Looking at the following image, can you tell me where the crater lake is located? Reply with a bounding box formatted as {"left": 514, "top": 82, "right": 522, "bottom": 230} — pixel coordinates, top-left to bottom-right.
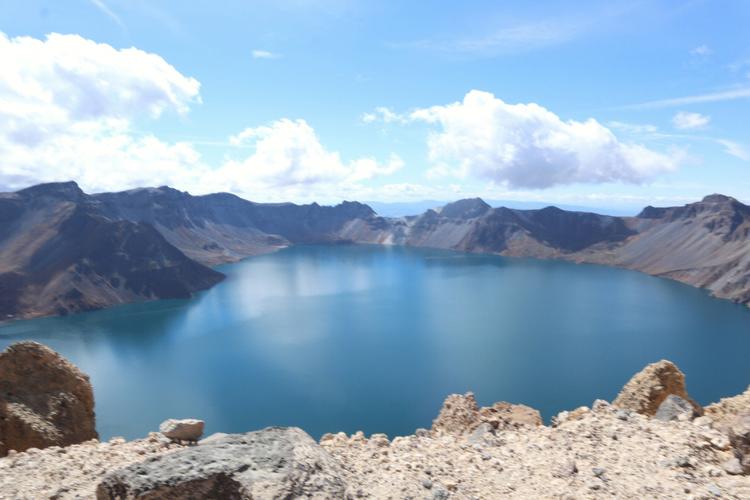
{"left": 1, "top": 245, "right": 749, "bottom": 440}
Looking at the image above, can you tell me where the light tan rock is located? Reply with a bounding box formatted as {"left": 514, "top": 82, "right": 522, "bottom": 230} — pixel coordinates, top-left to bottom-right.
{"left": 728, "top": 412, "right": 750, "bottom": 474}
{"left": 478, "top": 401, "right": 543, "bottom": 430}
{"left": 1, "top": 357, "right": 749, "bottom": 498}
{"left": 613, "top": 360, "right": 702, "bottom": 417}
{"left": 0, "top": 341, "right": 97, "bottom": 456}
{"left": 159, "top": 418, "right": 204, "bottom": 442}
{"left": 432, "top": 392, "right": 542, "bottom": 435}
{"left": 705, "top": 385, "right": 750, "bottom": 430}
{"left": 432, "top": 392, "right": 481, "bottom": 434}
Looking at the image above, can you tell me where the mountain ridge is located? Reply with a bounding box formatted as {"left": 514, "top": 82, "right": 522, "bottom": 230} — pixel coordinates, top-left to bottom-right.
{"left": 3, "top": 181, "right": 750, "bottom": 319}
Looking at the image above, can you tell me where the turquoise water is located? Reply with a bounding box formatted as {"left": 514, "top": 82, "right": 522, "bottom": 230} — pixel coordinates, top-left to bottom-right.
{"left": 1, "top": 245, "right": 749, "bottom": 440}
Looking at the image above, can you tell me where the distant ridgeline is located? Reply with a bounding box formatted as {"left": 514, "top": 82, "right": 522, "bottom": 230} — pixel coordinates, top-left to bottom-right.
{"left": 1, "top": 182, "right": 749, "bottom": 319}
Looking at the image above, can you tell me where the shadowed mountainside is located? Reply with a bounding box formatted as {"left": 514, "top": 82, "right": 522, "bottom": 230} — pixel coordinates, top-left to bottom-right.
{"left": 0, "top": 182, "right": 373, "bottom": 319}
{"left": 0, "top": 183, "right": 224, "bottom": 318}
{"left": 2, "top": 181, "right": 750, "bottom": 319}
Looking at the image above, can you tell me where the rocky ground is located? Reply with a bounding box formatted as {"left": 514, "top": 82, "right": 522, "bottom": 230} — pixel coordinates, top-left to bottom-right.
{"left": 1, "top": 343, "right": 748, "bottom": 499}
{"left": 321, "top": 399, "right": 750, "bottom": 499}
{"left": 1, "top": 397, "right": 748, "bottom": 499}
{"left": 0, "top": 434, "right": 187, "bottom": 499}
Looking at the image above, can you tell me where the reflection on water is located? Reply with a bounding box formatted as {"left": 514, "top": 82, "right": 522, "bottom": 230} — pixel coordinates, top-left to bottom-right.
{"left": 1, "top": 244, "right": 749, "bottom": 440}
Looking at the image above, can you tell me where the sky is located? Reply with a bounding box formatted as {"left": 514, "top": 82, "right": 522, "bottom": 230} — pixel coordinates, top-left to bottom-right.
{"left": 0, "top": 0, "right": 749, "bottom": 211}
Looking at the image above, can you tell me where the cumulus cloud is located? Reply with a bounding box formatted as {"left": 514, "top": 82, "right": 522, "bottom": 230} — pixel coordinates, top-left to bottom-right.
{"left": 406, "top": 90, "right": 680, "bottom": 189}
{"left": 672, "top": 111, "right": 710, "bottom": 130}
{"left": 222, "top": 119, "right": 402, "bottom": 188}
{"left": 0, "top": 32, "right": 204, "bottom": 192}
{"left": 0, "top": 32, "right": 400, "bottom": 199}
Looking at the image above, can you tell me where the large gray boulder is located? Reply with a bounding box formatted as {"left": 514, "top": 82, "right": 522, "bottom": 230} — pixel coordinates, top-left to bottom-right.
{"left": 96, "top": 427, "right": 347, "bottom": 499}
{"left": 0, "top": 341, "right": 97, "bottom": 456}
{"left": 655, "top": 394, "right": 699, "bottom": 422}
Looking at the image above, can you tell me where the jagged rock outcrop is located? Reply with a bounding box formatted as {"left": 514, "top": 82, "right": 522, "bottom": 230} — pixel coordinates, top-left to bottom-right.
{"left": 96, "top": 427, "right": 347, "bottom": 499}
{"left": 613, "top": 360, "right": 702, "bottom": 417}
{"left": 0, "top": 342, "right": 97, "bottom": 456}
{"left": 432, "top": 392, "right": 542, "bottom": 435}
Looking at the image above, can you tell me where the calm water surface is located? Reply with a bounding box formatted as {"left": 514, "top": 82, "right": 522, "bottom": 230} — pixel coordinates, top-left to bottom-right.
{"left": 1, "top": 245, "right": 749, "bottom": 440}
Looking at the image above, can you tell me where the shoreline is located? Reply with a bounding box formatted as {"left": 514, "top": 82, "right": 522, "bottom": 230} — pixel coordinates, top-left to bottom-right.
{"left": 3, "top": 241, "right": 749, "bottom": 325}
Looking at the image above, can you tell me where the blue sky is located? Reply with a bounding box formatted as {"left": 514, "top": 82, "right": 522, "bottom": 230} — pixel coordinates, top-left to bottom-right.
{"left": 1, "top": 0, "right": 749, "bottom": 211}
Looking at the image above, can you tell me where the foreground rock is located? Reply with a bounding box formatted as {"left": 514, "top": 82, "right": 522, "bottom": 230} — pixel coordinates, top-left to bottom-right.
{"left": 321, "top": 400, "right": 750, "bottom": 499}
{"left": 0, "top": 342, "right": 97, "bottom": 456}
{"left": 432, "top": 392, "right": 542, "bottom": 435}
{"left": 0, "top": 433, "right": 185, "bottom": 499}
{"left": 96, "top": 427, "right": 347, "bottom": 499}
{"left": 655, "top": 394, "right": 700, "bottom": 422}
{"left": 0, "top": 353, "right": 748, "bottom": 499}
{"left": 613, "top": 360, "right": 702, "bottom": 417}
{"left": 728, "top": 413, "right": 750, "bottom": 474}
{"left": 159, "top": 418, "right": 204, "bottom": 442}
{"left": 706, "top": 385, "right": 750, "bottom": 430}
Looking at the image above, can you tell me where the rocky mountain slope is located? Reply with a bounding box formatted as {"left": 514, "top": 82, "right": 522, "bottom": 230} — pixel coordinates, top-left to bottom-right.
{"left": 3, "top": 182, "right": 750, "bottom": 319}
{"left": 340, "top": 194, "right": 750, "bottom": 305}
{"left": 93, "top": 186, "right": 374, "bottom": 265}
{"left": 0, "top": 342, "right": 748, "bottom": 499}
{"left": 0, "top": 183, "right": 224, "bottom": 319}
{"left": 0, "top": 182, "right": 372, "bottom": 319}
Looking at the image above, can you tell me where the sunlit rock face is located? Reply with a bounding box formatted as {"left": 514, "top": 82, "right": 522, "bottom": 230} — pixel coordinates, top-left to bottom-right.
{"left": 0, "top": 341, "right": 97, "bottom": 456}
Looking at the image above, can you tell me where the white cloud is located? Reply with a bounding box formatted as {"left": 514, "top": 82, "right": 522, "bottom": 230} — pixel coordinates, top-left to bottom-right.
{"left": 0, "top": 32, "right": 204, "bottom": 192}
{"left": 608, "top": 121, "right": 659, "bottom": 135}
{"left": 407, "top": 90, "right": 681, "bottom": 189}
{"left": 361, "top": 107, "right": 405, "bottom": 124}
{"left": 222, "top": 118, "right": 402, "bottom": 188}
{"left": 717, "top": 139, "right": 750, "bottom": 161}
{"left": 672, "top": 111, "right": 710, "bottom": 130}
{"left": 626, "top": 87, "right": 750, "bottom": 109}
{"left": 690, "top": 45, "right": 712, "bottom": 56}
{"left": 88, "top": 0, "right": 126, "bottom": 30}
{"left": 398, "top": 19, "right": 583, "bottom": 57}
{"left": 252, "top": 49, "right": 281, "bottom": 59}
{"left": 0, "top": 32, "right": 401, "bottom": 198}
{"left": 390, "top": 4, "right": 636, "bottom": 58}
